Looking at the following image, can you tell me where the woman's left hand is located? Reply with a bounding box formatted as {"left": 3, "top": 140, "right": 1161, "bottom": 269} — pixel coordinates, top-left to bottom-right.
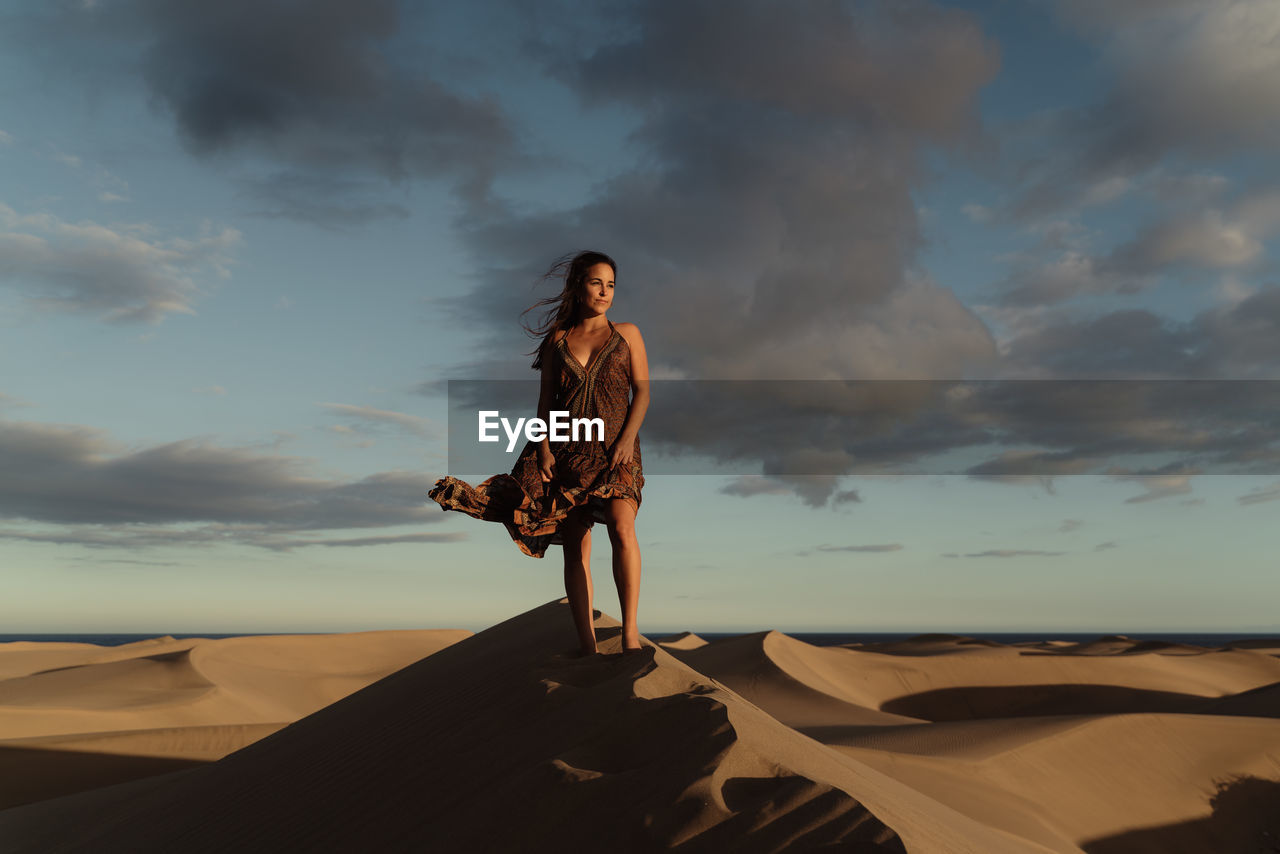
{"left": 609, "top": 436, "right": 635, "bottom": 470}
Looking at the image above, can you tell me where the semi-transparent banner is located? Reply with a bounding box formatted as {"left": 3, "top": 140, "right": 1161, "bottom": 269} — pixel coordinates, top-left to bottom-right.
{"left": 444, "top": 380, "right": 1280, "bottom": 477}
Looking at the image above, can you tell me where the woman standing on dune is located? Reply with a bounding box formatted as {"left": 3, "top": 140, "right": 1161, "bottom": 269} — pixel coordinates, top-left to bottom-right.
{"left": 429, "top": 250, "right": 650, "bottom": 657}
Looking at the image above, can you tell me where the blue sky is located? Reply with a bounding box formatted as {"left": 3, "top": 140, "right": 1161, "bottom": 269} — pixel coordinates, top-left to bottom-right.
{"left": 2, "top": 0, "right": 1278, "bottom": 635}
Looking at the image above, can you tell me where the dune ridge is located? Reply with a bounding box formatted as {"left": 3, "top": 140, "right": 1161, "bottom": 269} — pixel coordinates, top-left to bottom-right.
{"left": 661, "top": 628, "right": 1280, "bottom": 852}
{"left": 0, "top": 629, "right": 470, "bottom": 808}
{"left": 1, "top": 605, "right": 1278, "bottom": 852}
{"left": 0, "top": 602, "right": 920, "bottom": 853}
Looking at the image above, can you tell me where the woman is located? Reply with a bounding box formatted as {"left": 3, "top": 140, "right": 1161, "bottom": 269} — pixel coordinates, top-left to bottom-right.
{"left": 428, "top": 250, "right": 650, "bottom": 657}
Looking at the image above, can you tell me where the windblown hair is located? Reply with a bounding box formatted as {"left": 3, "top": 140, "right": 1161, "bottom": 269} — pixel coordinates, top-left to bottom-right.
{"left": 522, "top": 250, "right": 617, "bottom": 370}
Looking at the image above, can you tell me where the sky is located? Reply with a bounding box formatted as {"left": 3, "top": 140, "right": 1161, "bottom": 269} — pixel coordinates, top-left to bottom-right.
{"left": 1, "top": 0, "right": 1278, "bottom": 635}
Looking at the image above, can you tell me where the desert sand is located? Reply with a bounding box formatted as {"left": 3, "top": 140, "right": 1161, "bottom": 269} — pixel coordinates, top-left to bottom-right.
{"left": 0, "top": 603, "right": 1277, "bottom": 853}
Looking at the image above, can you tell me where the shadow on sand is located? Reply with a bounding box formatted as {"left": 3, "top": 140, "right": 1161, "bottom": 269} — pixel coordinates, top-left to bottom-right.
{"left": 1083, "top": 776, "right": 1280, "bottom": 854}
{"left": 880, "top": 683, "right": 1208, "bottom": 721}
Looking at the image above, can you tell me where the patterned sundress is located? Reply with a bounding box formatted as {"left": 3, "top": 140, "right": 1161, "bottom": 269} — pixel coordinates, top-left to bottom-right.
{"left": 427, "top": 320, "right": 643, "bottom": 558}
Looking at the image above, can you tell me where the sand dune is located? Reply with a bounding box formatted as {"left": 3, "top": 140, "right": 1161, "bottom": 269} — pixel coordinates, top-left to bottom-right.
{"left": 653, "top": 631, "right": 708, "bottom": 650}
{"left": 664, "top": 629, "right": 1280, "bottom": 852}
{"left": 1, "top": 607, "right": 1278, "bottom": 852}
{"left": 666, "top": 629, "right": 1280, "bottom": 721}
{"left": 0, "top": 629, "right": 469, "bottom": 808}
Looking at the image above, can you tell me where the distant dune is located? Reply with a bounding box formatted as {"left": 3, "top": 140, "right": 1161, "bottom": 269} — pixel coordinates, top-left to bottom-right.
{"left": 0, "top": 629, "right": 469, "bottom": 809}
{"left": 1, "top": 603, "right": 1278, "bottom": 852}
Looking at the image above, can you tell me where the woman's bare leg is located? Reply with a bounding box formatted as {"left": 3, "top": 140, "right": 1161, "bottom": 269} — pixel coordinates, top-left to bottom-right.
{"left": 562, "top": 512, "right": 596, "bottom": 655}
{"left": 605, "top": 498, "right": 642, "bottom": 650}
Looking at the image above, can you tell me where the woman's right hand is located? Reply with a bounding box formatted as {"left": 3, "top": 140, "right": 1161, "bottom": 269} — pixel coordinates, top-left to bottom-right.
{"left": 537, "top": 445, "right": 555, "bottom": 483}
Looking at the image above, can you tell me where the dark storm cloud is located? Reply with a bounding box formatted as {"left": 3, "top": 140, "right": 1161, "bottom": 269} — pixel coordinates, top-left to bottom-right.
{"left": 451, "top": 0, "right": 1001, "bottom": 373}
{"left": 435, "top": 0, "right": 1280, "bottom": 504}
{"left": 0, "top": 417, "right": 453, "bottom": 549}
{"left": 5, "top": 0, "right": 522, "bottom": 219}
{"left": 427, "top": 0, "right": 1278, "bottom": 507}
{"left": 442, "top": 0, "right": 1001, "bottom": 506}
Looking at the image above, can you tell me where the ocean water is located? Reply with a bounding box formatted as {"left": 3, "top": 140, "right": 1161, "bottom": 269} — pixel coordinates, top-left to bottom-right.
{"left": 713, "top": 632, "right": 1280, "bottom": 648}
{"left": 1, "top": 631, "right": 1275, "bottom": 648}
{"left": 0, "top": 633, "right": 289, "bottom": 646}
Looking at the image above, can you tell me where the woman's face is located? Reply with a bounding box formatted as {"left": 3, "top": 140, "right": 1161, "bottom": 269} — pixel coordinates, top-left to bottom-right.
{"left": 580, "top": 262, "right": 615, "bottom": 316}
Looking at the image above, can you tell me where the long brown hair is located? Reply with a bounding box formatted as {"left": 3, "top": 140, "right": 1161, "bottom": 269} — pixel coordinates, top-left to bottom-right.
{"left": 522, "top": 250, "right": 617, "bottom": 370}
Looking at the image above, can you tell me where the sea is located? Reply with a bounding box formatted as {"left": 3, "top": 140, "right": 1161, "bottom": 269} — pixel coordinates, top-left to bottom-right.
{"left": 1, "top": 631, "right": 1275, "bottom": 648}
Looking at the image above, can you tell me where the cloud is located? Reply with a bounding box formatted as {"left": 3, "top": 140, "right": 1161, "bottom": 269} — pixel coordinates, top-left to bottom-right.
{"left": 1145, "top": 170, "right": 1230, "bottom": 205}
{"left": 1238, "top": 480, "right": 1280, "bottom": 504}
{"left": 67, "top": 556, "right": 183, "bottom": 567}
{"left": 680, "top": 370, "right": 1280, "bottom": 483}
{"left": 445, "top": 0, "right": 999, "bottom": 376}
{"left": 3, "top": 0, "right": 526, "bottom": 222}
{"left": 0, "top": 201, "right": 239, "bottom": 324}
{"left": 967, "top": 451, "right": 1103, "bottom": 479}
{"left": 90, "top": 165, "right": 131, "bottom": 202}
{"left": 991, "top": 250, "right": 1138, "bottom": 307}
{"left": 1109, "top": 208, "right": 1266, "bottom": 274}
{"left": 714, "top": 474, "right": 854, "bottom": 508}
{"left": 318, "top": 403, "right": 437, "bottom": 440}
{"left": 964, "top": 474, "right": 1058, "bottom": 495}
{"left": 428, "top": 1, "right": 1003, "bottom": 507}
{"left": 1010, "top": 0, "right": 1280, "bottom": 214}
{"left": 0, "top": 525, "right": 465, "bottom": 553}
{"left": 714, "top": 474, "right": 846, "bottom": 507}
{"left": 1109, "top": 472, "right": 1196, "bottom": 503}
{"left": 452, "top": 366, "right": 1280, "bottom": 509}
{"left": 0, "top": 416, "right": 451, "bottom": 547}
{"left": 233, "top": 170, "right": 412, "bottom": 230}
{"left": 0, "top": 392, "right": 34, "bottom": 412}
{"left": 278, "top": 531, "right": 464, "bottom": 549}
{"left": 944, "top": 549, "right": 1067, "bottom": 558}
{"left": 1059, "top": 518, "right": 1083, "bottom": 532}
{"left": 815, "top": 543, "right": 902, "bottom": 553}
{"left": 1000, "top": 285, "right": 1280, "bottom": 377}
{"left": 988, "top": 187, "right": 1280, "bottom": 306}
{"left": 718, "top": 476, "right": 795, "bottom": 500}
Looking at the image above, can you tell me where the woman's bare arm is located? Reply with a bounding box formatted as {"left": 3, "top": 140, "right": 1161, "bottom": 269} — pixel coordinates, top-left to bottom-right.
{"left": 611, "top": 323, "right": 650, "bottom": 468}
